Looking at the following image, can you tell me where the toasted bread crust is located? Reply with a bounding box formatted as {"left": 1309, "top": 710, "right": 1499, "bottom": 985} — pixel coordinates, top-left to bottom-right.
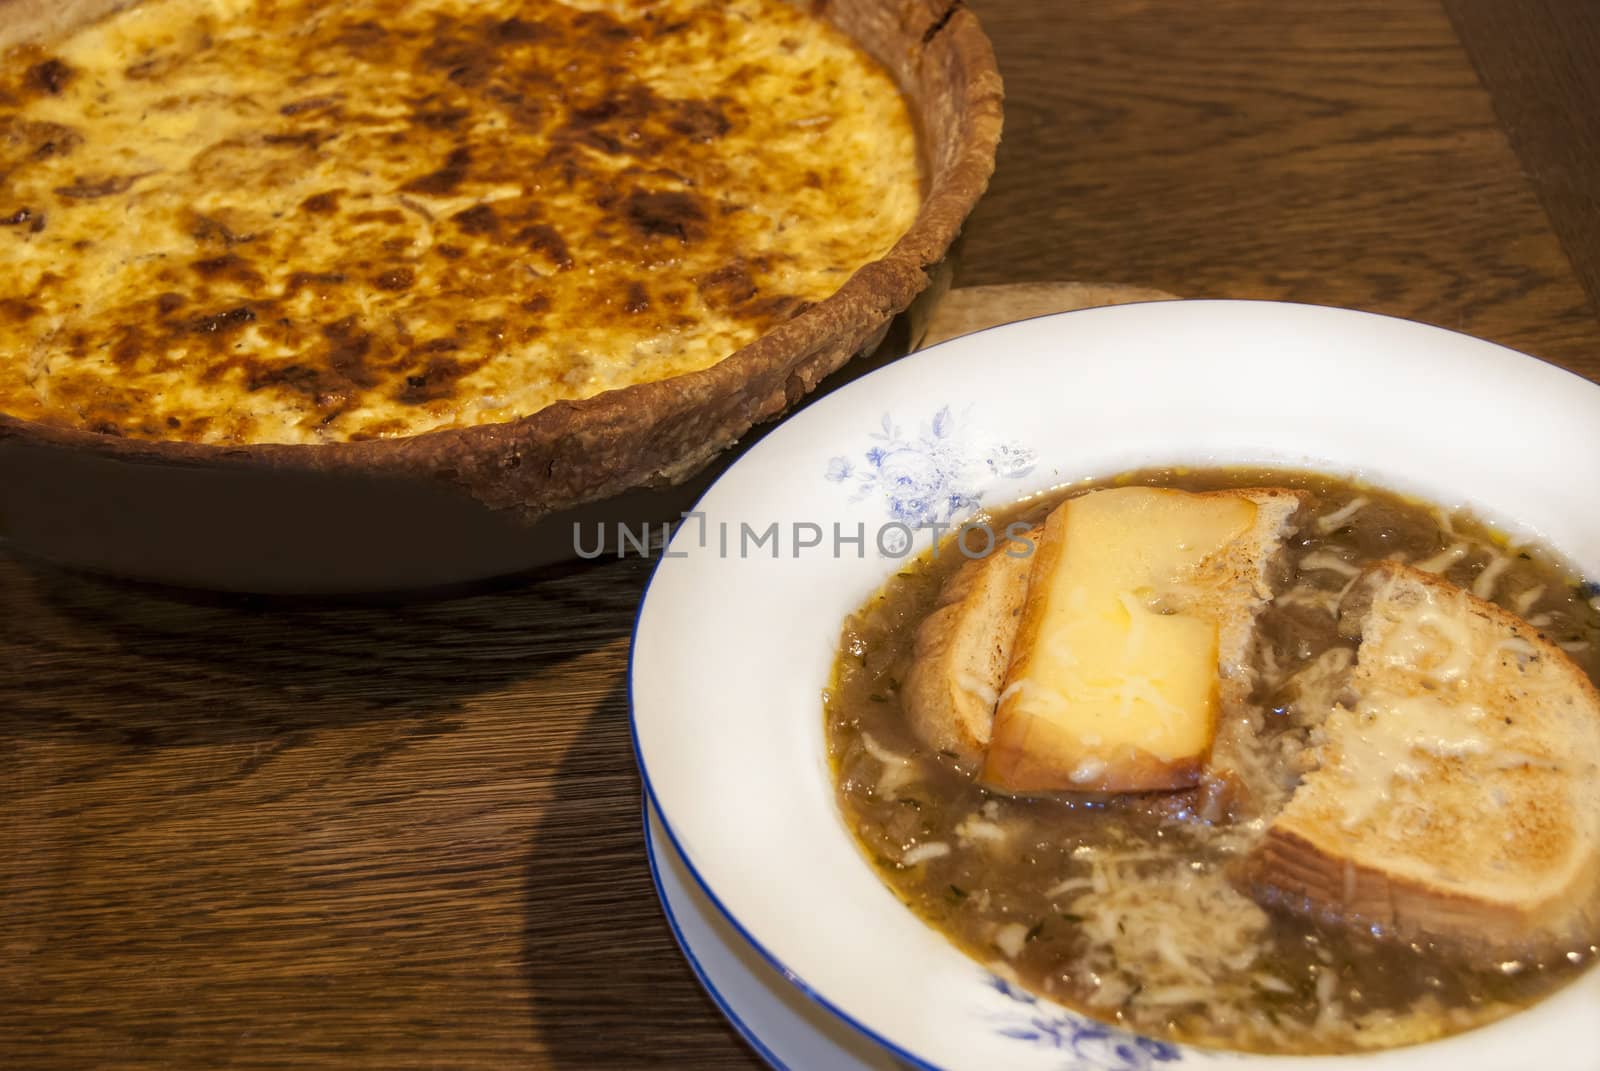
{"left": 1199, "top": 488, "right": 1310, "bottom": 814}
{"left": 984, "top": 735, "right": 1207, "bottom": 794}
{"left": 982, "top": 502, "right": 1069, "bottom": 748}
{"left": 1245, "top": 562, "right": 1600, "bottom": 956}
{"left": 902, "top": 531, "right": 1038, "bottom": 764}
{"left": 1190, "top": 487, "right": 1309, "bottom": 704}
{"left": 983, "top": 487, "right": 1304, "bottom": 794}
{"left": 1242, "top": 824, "right": 1590, "bottom": 954}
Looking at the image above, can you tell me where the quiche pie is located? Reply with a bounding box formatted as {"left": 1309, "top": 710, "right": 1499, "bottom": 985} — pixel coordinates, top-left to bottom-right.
{"left": 2, "top": 0, "right": 928, "bottom": 444}
{"left": 0, "top": 0, "right": 1001, "bottom": 588}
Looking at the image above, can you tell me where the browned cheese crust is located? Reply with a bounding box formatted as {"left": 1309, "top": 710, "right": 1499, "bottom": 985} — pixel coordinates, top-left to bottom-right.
{"left": 0, "top": 0, "right": 922, "bottom": 444}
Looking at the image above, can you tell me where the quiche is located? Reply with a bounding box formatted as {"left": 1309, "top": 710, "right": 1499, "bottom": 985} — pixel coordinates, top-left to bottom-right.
{"left": 0, "top": 0, "right": 998, "bottom": 590}
{"left": 0, "top": 0, "right": 923, "bottom": 444}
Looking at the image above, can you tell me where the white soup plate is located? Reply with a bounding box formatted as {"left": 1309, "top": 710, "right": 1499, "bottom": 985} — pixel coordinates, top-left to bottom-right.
{"left": 630, "top": 300, "right": 1600, "bottom": 1071}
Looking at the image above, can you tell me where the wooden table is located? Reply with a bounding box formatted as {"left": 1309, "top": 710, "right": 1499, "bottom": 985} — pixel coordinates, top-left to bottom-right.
{"left": 4, "top": 2, "right": 1598, "bottom": 1068}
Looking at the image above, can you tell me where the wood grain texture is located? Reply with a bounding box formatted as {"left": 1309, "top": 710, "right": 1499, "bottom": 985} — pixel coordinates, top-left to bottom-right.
{"left": 958, "top": 0, "right": 1600, "bottom": 382}
{"left": 919, "top": 281, "right": 1177, "bottom": 346}
{"left": 1444, "top": 0, "right": 1600, "bottom": 326}
{"left": 6, "top": 2, "right": 1600, "bottom": 1069}
{"left": 0, "top": 556, "right": 768, "bottom": 1069}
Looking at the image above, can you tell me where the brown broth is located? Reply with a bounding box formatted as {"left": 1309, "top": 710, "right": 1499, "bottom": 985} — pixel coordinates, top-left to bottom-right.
{"left": 824, "top": 468, "right": 1600, "bottom": 1054}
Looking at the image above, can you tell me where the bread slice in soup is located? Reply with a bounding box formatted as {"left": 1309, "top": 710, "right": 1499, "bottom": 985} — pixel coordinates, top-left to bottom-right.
{"left": 902, "top": 527, "right": 1040, "bottom": 766}
{"left": 982, "top": 487, "right": 1303, "bottom": 793}
{"left": 829, "top": 469, "right": 1600, "bottom": 1053}
{"left": 1243, "top": 562, "right": 1600, "bottom": 956}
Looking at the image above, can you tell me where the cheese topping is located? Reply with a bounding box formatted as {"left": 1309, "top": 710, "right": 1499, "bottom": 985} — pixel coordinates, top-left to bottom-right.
{"left": 1321, "top": 580, "right": 1510, "bottom": 829}
{"left": 1308, "top": 572, "right": 1597, "bottom": 889}
{"left": 0, "top": 0, "right": 921, "bottom": 443}
{"left": 985, "top": 488, "right": 1259, "bottom": 791}
{"left": 1330, "top": 693, "right": 1490, "bottom": 830}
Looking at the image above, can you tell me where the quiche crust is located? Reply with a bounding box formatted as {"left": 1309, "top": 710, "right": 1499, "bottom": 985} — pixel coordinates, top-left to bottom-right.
{"left": 0, "top": 0, "right": 1001, "bottom": 523}
{"left": 1, "top": 0, "right": 923, "bottom": 443}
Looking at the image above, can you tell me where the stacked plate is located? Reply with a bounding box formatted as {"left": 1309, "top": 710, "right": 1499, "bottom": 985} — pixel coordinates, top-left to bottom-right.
{"left": 631, "top": 302, "right": 1600, "bottom": 1071}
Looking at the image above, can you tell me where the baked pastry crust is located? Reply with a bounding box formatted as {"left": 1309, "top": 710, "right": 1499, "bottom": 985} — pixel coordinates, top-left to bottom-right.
{"left": 0, "top": 0, "right": 1002, "bottom": 522}
{"left": 1, "top": 0, "right": 923, "bottom": 444}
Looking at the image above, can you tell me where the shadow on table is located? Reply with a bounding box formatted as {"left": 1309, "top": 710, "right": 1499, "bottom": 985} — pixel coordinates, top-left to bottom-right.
{"left": 519, "top": 675, "right": 761, "bottom": 1070}
{"left": 0, "top": 551, "right": 651, "bottom": 746}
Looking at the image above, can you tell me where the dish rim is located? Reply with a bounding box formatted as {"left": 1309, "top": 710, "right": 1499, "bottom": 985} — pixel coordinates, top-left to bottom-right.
{"left": 645, "top": 797, "right": 791, "bottom": 1071}
{"left": 0, "top": 0, "right": 1003, "bottom": 521}
{"left": 628, "top": 297, "right": 1600, "bottom": 1071}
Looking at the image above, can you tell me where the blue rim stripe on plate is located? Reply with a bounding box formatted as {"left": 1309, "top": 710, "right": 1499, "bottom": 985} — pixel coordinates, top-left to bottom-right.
{"left": 628, "top": 300, "right": 1600, "bottom": 1071}
{"left": 642, "top": 797, "right": 791, "bottom": 1071}
{"left": 627, "top": 535, "right": 947, "bottom": 1071}
{"left": 624, "top": 300, "right": 1207, "bottom": 1071}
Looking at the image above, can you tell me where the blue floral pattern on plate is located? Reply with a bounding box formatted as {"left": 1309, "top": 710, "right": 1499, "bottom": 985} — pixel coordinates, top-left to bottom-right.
{"left": 826, "top": 408, "right": 1184, "bottom": 1069}
{"left": 825, "top": 406, "right": 1035, "bottom": 527}
{"left": 983, "top": 975, "right": 1185, "bottom": 1071}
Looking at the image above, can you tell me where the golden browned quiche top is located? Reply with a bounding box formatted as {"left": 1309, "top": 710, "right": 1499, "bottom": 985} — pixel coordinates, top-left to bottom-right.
{"left": 0, "top": 0, "right": 921, "bottom": 443}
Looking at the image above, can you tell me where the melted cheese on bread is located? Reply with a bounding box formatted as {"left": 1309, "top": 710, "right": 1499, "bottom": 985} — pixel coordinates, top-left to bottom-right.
{"left": 1247, "top": 562, "right": 1600, "bottom": 954}
{"left": 984, "top": 488, "right": 1258, "bottom": 793}
{"left": 0, "top": 0, "right": 921, "bottom": 443}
